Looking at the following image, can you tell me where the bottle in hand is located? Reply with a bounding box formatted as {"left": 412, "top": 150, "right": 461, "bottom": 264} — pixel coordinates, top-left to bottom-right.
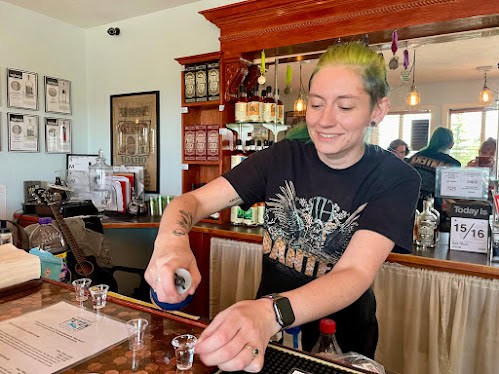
{"left": 311, "top": 318, "right": 342, "bottom": 359}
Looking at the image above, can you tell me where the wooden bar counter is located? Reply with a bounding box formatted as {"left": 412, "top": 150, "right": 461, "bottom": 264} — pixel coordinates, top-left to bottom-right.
{"left": 99, "top": 215, "right": 499, "bottom": 280}
{"left": 13, "top": 213, "right": 499, "bottom": 279}
{"left": 0, "top": 279, "right": 376, "bottom": 374}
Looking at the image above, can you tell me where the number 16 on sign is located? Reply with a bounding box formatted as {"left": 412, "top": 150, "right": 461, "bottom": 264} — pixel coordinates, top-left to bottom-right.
{"left": 450, "top": 217, "right": 489, "bottom": 253}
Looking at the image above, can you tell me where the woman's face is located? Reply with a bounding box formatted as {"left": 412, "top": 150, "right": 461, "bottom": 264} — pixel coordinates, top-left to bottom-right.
{"left": 306, "top": 65, "right": 389, "bottom": 169}
{"left": 393, "top": 145, "right": 408, "bottom": 160}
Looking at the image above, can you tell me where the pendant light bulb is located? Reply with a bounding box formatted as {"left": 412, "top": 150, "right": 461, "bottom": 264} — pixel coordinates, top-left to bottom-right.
{"left": 479, "top": 70, "right": 493, "bottom": 106}
{"left": 406, "top": 50, "right": 421, "bottom": 107}
{"left": 293, "top": 61, "right": 307, "bottom": 113}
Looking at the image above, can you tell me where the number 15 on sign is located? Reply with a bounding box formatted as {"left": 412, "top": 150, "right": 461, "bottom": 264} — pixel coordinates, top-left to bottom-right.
{"left": 450, "top": 217, "right": 489, "bottom": 253}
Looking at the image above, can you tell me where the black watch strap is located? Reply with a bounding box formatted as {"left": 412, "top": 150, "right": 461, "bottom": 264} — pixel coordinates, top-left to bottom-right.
{"left": 261, "top": 293, "right": 295, "bottom": 329}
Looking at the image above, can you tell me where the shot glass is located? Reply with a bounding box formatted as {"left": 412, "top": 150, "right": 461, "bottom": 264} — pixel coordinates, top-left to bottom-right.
{"left": 89, "top": 284, "right": 109, "bottom": 309}
{"left": 171, "top": 334, "right": 197, "bottom": 370}
{"left": 72, "top": 278, "right": 92, "bottom": 302}
{"left": 126, "top": 318, "right": 149, "bottom": 351}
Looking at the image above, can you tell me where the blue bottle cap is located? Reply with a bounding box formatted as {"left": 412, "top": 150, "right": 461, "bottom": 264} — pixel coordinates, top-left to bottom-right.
{"left": 150, "top": 288, "right": 193, "bottom": 311}
{"left": 285, "top": 326, "right": 301, "bottom": 334}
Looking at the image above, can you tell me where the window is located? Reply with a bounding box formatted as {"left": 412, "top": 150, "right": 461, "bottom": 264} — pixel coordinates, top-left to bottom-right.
{"left": 375, "top": 111, "right": 431, "bottom": 155}
{"left": 449, "top": 107, "right": 499, "bottom": 165}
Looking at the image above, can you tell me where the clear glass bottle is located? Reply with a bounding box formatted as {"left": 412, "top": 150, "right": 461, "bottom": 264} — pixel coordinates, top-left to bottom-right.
{"left": 311, "top": 318, "right": 342, "bottom": 359}
{"left": 427, "top": 195, "right": 440, "bottom": 244}
{"left": 416, "top": 199, "right": 438, "bottom": 249}
{"left": 88, "top": 149, "right": 113, "bottom": 212}
{"left": 29, "top": 217, "right": 66, "bottom": 254}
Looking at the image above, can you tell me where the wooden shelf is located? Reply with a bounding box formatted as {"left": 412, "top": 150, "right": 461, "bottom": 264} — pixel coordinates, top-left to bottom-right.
{"left": 181, "top": 101, "right": 222, "bottom": 108}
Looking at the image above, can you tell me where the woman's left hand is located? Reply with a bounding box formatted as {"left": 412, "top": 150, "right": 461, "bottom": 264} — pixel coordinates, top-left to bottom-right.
{"left": 195, "top": 298, "right": 280, "bottom": 372}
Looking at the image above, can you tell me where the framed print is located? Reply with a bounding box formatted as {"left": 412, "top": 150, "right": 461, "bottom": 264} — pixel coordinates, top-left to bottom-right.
{"left": 45, "top": 118, "right": 71, "bottom": 153}
{"left": 45, "top": 76, "right": 72, "bottom": 114}
{"left": 7, "top": 68, "right": 38, "bottom": 110}
{"left": 110, "top": 91, "right": 160, "bottom": 193}
{"left": 8, "top": 113, "right": 39, "bottom": 152}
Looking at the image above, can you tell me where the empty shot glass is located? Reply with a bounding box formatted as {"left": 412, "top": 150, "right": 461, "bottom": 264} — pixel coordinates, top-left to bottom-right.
{"left": 72, "top": 278, "right": 92, "bottom": 302}
{"left": 126, "top": 318, "right": 149, "bottom": 351}
{"left": 89, "top": 284, "right": 109, "bottom": 309}
{"left": 171, "top": 334, "right": 197, "bottom": 370}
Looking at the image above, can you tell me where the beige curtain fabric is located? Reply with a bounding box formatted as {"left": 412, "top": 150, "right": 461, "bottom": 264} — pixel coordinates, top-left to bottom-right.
{"left": 373, "top": 262, "right": 499, "bottom": 374}
{"left": 209, "top": 237, "right": 262, "bottom": 319}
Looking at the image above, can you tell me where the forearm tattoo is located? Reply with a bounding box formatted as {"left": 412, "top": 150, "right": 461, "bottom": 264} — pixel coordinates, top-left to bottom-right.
{"left": 172, "top": 210, "right": 193, "bottom": 236}
{"left": 226, "top": 196, "right": 243, "bottom": 208}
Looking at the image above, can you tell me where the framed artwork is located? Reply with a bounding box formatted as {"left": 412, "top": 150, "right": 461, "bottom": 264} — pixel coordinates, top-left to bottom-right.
{"left": 45, "top": 118, "right": 71, "bottom": 153}
{"left": 45, "top": 76, "right": 72, "bottom": 114}
{"left": 8, "top": 113, "right": 39, "bottom": 152}
{"left": 7, "top": 68, "right": 38, "bottom": 110}
{"left": 110, "top": 91, "right": 160, "bottom": 193}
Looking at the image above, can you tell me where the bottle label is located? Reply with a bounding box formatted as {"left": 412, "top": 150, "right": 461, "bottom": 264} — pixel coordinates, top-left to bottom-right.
{"left": 263, "top": 103, "right": 276, "bottom": 123}
{"left": 247, "top": 102, "right": 260, "bottom": 122}
{"left": 235, "top": 102, "right": 248, "bottom": 122}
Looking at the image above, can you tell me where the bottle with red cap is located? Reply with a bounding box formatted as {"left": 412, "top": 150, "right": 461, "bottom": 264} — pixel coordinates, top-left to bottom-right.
{"left": 311, "top": 318, "right": 342, "bottom": 359}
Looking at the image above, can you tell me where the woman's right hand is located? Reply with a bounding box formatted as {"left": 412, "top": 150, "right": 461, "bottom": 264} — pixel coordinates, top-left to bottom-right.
{"left": 145, "top": 237, "right": 201, "bottom": 304}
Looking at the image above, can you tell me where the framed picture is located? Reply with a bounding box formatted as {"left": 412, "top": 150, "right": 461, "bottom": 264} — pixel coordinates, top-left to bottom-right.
{"left": 7, "top": 68, "right": 38, "bottom": 110}
{"left": 45, "top": 118, "right": 71, "bottom": 153}
{"left": 45, "top": 76, "right": 72, "bottom": 114}
{"left": 110, "top": 91, "right": 160, "bottom": 193}
{"left": 8, "top": 113, "right": 39, "bottom": 152}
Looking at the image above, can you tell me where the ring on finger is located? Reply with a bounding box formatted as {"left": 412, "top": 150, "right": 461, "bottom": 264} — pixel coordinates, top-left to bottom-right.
{"left": 245, "top": 344, "right": 259, "bottom": 359}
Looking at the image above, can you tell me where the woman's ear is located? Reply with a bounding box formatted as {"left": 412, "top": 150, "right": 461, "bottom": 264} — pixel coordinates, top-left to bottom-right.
{"left": 371, "top": 97, "right": 390, "bottom": 124}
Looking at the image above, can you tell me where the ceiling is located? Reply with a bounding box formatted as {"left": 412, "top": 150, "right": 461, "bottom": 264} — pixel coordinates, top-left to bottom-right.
{"left": 2, "top": 0, "right": 203, "bottom": 28}
{"left": 3, "top": 0, "right": 498, "bottom": 85}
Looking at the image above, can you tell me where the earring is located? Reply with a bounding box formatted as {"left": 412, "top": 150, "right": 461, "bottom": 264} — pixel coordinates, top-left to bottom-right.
{"left": 370, "top": 121, "right": 376, "bottom": 127}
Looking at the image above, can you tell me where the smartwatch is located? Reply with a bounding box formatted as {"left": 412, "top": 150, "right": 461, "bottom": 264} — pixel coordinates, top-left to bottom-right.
{"left": 261, "top": 293, "right": 295, "bottom": 329}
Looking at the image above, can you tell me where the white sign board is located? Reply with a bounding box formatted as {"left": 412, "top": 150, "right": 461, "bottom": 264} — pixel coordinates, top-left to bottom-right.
{"left": 450, "top": 217, "right": 489, "bottom": 253}
{"left": 436, "top": 167, "right": 489, "bottom": 200}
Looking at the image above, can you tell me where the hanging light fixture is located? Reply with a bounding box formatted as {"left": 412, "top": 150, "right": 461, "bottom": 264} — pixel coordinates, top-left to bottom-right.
{"left": 406, "top": 50, "right": 421, "bottom": 107}
{"left": 478, "top": 66, "right": 494, "bottom": 106}
{"left": 294, "top": 61, "right": 306, "bottom": 113}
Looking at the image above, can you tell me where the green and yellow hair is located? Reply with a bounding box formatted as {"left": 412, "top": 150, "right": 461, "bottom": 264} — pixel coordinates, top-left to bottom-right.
{"left": 309, "top": 42, "right": 389, "bottom": 109}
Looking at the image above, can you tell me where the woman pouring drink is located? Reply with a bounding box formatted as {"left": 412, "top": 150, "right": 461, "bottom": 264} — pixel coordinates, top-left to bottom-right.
{"left": 145, "top": 42, "right": 420, "bottom": 372}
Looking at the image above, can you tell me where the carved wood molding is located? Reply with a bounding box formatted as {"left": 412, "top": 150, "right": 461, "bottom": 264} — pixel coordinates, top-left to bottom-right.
{"left": 218, "top": 0, "right": 457, "bottom": 43}
{"left": 202, "top": 0, "right": 497, "bottom": 58}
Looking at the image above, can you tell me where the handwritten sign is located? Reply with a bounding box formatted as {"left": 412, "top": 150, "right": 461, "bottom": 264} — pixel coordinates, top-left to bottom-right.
{"left": 436, "top": 167, "right": 489, "bottom": 200}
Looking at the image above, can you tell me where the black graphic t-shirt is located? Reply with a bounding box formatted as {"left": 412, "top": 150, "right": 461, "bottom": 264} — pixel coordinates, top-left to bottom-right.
{"left": 223, "top": 139, "right": 420, "bottom": 355}
{"left": 224, "top": 139, "right": 421, "bottom": 278}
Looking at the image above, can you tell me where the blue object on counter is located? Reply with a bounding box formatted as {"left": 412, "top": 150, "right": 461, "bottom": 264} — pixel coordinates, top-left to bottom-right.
{"left": 150, "top": 288, "right": 193, "bottom": 311}
{"left": 285, "top": 326, "right": 302, "bottom": 349}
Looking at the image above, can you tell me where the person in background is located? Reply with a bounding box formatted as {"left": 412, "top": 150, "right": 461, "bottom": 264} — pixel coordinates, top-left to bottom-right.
{"left": 387, "top": 139, "right": 410, "bottom": 160}
{"left": 408, "top": 127, "right": 460, "bottom": 220}
{"left": 145, "top": 42, "right": 420, "bottom": 372}
{"left": 467, "top": 137, "right": 496, "bottom": 169}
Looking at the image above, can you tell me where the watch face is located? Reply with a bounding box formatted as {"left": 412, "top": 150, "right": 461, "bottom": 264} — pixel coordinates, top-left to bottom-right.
{"left": 274, "top": 297, "right": 295, "bottom": 328}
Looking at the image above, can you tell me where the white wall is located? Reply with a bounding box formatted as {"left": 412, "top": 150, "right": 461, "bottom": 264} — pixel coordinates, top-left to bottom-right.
{"left": 0, "top": 0, "right": 240, "bottom": 218}
{"left": 85, "top": 0, "right": 240, "bottom": 197}
{"left": 0, "top": 1, "right": 87, "bottom": 218}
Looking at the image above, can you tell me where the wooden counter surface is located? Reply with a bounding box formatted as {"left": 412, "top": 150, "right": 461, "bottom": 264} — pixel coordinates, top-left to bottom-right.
{"left": 0, "top": 280, "right": 375, "bottom": 374}
{"left": 14, "top": 213, "right": 499, "bottom": 278}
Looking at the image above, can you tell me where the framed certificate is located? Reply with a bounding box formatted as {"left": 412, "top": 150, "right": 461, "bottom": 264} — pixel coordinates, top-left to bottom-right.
{"left": 7, "top": 68, "right": 38, "bottom": 110}
{"left": 45, "top": 76, "right": 72, "bottom": 114}
{"left": 7, "top": 113, "right": 39, "bottom": 152}
{"left": 45, "top": 118, "right": 72, "bottom": 153}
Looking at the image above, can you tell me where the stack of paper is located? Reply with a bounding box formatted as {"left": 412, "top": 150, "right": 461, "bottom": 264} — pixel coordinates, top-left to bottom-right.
{"left": 0, "top": 244, "right": 40, "bottom": 289}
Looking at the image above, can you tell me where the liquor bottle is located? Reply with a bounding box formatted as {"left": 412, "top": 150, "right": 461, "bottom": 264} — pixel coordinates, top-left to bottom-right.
{"left": 416, "top": 198, "right": 438, "bottom": 249}
{"left": 275, "top": 89, "right": 285, "bottom": 125}
{"left": 25, "top": 75, "right": 34, "bottom": 98}
{"left": 247, "top": 89, "right": 262, "bottom": 122}
{"left": 235, "top": 86, "right": 248, "bottom": 123}
{"left": 311, "top": 318, "right": 342, "bottom": 359}
{"left": 263, "top": 86, "right": 276, "bottom": 123}
{"left": 427, "top": 195, "right": 440, "bottom": 243}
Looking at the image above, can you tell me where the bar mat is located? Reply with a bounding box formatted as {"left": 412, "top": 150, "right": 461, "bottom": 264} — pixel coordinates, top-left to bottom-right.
{"left": 0, "top": 278, "right": 43, "bottom": 298}
{"left": 216, "top": 344, "right": 372, "bottom": 374}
